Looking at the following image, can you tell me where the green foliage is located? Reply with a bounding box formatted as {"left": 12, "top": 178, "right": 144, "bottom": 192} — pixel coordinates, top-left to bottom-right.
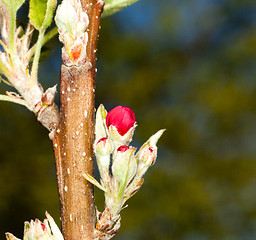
{"left": 29, "top": 0, "right": 57, "bottom": 83}
{"left": 1, "top": 0, "right": 26, "bottom": 55}
{"left": 103, "top": 0, "right": 139, "bottom": 17}
{"left": 0, "top": 60, "right": 11, "bottom": 80}
{"left": 29, "top": 0, "right": 57, "bottom": 30}
{"left": 1, "top": 0, "right": 25, "bottom": 14}
{"left": 41, "top": 0, "right": 57, "bottom": 29}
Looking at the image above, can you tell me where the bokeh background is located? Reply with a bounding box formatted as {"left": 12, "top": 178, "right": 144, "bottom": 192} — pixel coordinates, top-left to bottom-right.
{"left": 1, "top": 0, "right": 256, "bottom": 239}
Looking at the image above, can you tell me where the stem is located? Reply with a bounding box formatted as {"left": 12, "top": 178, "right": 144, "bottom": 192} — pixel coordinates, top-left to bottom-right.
{"left": 111, "top": 186, "right": 126, "bottom": 217}
{"left": 42, "top": 27, "right": 58, "bottom": 44}
{"left": 59, "top": 63, "right": 96, "bottom": 240}
{"left": 31, "top": 29, "right": 45, "bottom": 84}
{"left": 8, "top": 11, "right": 16, "bottom": 58}
{"left": 52, "top": 1, "right": 104, "bottom": 239}
{"left": 27, "top": 27, "right": 58, "bottom": 62}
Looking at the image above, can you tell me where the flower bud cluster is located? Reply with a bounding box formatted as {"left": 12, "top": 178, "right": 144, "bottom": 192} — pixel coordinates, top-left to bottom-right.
{"left": 55, "top": 0, "right": 89, "bottom": 66}
{"left": 5, "top": 212, "right": 64, "bottom": 240}
{"left": 84, "top": 104, "right": 164, "bottom": 239}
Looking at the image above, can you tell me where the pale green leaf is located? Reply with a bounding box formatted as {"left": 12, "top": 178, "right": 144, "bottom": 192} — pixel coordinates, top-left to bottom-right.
{"left": 102, "top": 0, "right": 139, "bottom": 17}
{"left": 29, "top": 0, "right": 47, "bottom": 30}
{"left": 0, "top": 76, "right": 12, "bottom": 86}
{"left": 0, "top": 59, "right": 11, "bottom": 79}
{"left": 95, "top": 104, "right": 108, "bottom": 142}
{"left": 29, "top": 0, "right": 56, "bottom": 30}
{"left": 136, "top": 129, "right": 166, "bottom": 158}
{"left": 112, "top": 148, "right": 137, "bottom": 187}
{"left": 83, "top": 173, "right": 106, "bottom": 192}
{"left": 0, "top": 94, "right": 30, "bottom": 108}
{"left": 42, "top": 0, "right": 57, "bottom": 29}
{"left": 1, "top": 0, "right": 25, "bottom": 55}
{"left": 1, "top": 0, "right": 25, "bottom": 13}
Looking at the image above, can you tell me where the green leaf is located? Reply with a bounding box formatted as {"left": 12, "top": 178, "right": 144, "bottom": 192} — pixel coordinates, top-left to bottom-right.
{"left": 112, "top": 148, "right": 137, "bottom": 187}
{"left": 1, "top": 0, "right": 25, "bottom": 13}
{"left": 0, "top": 59, "right": 11, "bottom": 79}
{"left": 0, "top": 76, "right": 13, "bottom": 86}
{"left": 102, "top": 0, "right": 140, "bottom": 17}
{"left": 29, "top": 0, "right": 57, "bottom": 30}
{"left": 29, "top": 0, "right": 47, "bottom": 30}
{"left": 83, "top": 173, "right": 106, "bottom": 192}
{"left": 1, "top": 0, "right": 25, "bottom": 56}
{"left": 42, "top": 0, "right": 57, "bottom": 29}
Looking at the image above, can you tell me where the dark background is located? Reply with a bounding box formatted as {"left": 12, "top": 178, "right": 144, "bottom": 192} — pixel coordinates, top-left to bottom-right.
{"left": 1, "top": 0, "right": 256, "bottom": 239}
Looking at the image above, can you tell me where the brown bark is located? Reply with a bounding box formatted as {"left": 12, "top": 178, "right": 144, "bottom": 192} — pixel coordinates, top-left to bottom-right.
{"left": 51, "top": 1, "right": 104, "bottom": 239}
{"left": 54, "top": 63, "right": 95, "bottom": 240}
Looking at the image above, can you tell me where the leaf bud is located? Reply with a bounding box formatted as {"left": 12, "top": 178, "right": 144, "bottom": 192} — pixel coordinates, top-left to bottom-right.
{"left": 54, "top": 0, "right": 89, "bottom": 65}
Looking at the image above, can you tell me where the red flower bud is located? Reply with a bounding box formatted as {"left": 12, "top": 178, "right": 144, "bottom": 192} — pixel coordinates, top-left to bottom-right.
{"left": 106, "top": 106, "right": 136, "bottom": 136}
{"left": 145, "top": 147, "right": 156, "bottom": 166}
{"left": 138, "top": 146, "right": 157, "bottom": 166}
{"left": 97, "top": 137, "right": 108, "bottom": 145}
{"left": 148, "top": 148, "right": 154, "bottom": 153}
{"left": 41, "top": 223, "right": 46, "bottom": 231}
{"left": 95, "top": 137, "right": 113, "bottom": 156}
{"left": 117, "top": 145, "right": 129, "bottom": 152}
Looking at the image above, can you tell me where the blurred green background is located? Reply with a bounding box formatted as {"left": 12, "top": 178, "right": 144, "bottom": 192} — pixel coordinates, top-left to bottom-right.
{"left": 1, "top": 0, "right": 256, "bottom": 239}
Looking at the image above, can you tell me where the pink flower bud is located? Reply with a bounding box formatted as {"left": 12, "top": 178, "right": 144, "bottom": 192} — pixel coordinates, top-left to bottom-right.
{"left": 106, "top": 106, "right": 136, "bottom": 136}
